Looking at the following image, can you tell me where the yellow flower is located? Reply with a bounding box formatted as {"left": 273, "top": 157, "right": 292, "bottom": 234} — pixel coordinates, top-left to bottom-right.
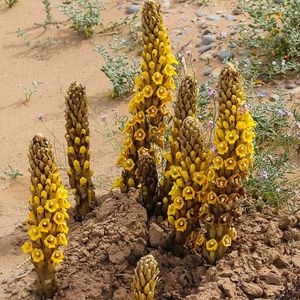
{"left": 44, "top": 234, "right": 57, "bottom": 249}
{"left": 221, "top": 234, "right": 232, "bottom": 247}
{"left": 58, "top": 198, "right": 71, "bottom": 209}
{"left": 37, "top": 205, "right": 44, "bottom": 215}
{"left": 112, "top": 177, "right": 124, "bottom": 189}
{"left": 238, "top": 158, "right": 250, "bottom": 172}
{"left": 225, "top": 129, "right": 239, "bottom": 145}
{"left": 51, "top": 250, "right": 64, "bottom": 264}
{"left": 67, "top": 146, "right": 75, "bottom": 154}
{"left": 207, "top": 168, "right": 216, "bottom": 181}
{"left": 173, "top": 196, "right": 184, "bottom": 210}
{"left": 27, "top": 211, "right": 37, "bottom": 225}
{"left": 44, "top": 199, "right": 59, "bottom": 213}
{"left": 236, "top": 121, "right": 247, "bottom": 130}
{"left": 206, "top": 239, "right": 218, "bottom": 252}
{"left": 124, "top": 158, "right": 135, "bottom": 171}
{"left": 169, "top": 183, "right": 181, "bottom": 198}
{"left": 166, "top": 53, "right": 178, "bottom": 65}
{"left": 229, "top": 174, "right": 241, "bottom": 186}
{"left": 175, "top": 217, "right": 188, "bottom": 232}
{"left": 164, "top": 78, "right": 175, "bottom": 90}
{"left": 28, "top": 226, "right": 42, "bottom": 241}
{"left": 73, "top": 160, "right": 80, "bottom": 169}
{"left": 193, "top": 172, "right": 207, "bottom": 186}
{"left": 244, "top": 111, "right": 256, "bottom": 127}
{"left": 149, "top": 126, "right": 159, "bottom": 137}
{"left": 79, "top": 146, "right": 86, "bottom": 154}
{"left": 167, "top": 203, "right": 176, "bottom": 217}
{"left": 32, "top": 248, "right": 44, "bottom": 263}
{"left": 159, "top": 103, "right": 170, "bottom": 115}
{"left": 135, "top": 111, "right": 145, "bottom": 124}
{"left": 38, "top": 218, "right": 52, "bottom": 233}
{"left": 41, "top": 190, "right": 48, "bottom": 199}
{"left": 57, "top": 233, "right": 68, "bottom": 246}
{"left": 21, "top": 241, "right": 33, "bottom": 254}
{"left": 163, "top": 64, "right": 176, "bottom": 76}
{"left": 53, "top": 212, "right": 65, "bottom": 225}
{"left": 195, "top": 234, "right": 205, "bottom": 247}
{"left": 217, "top": 141, "right": 229, "bottom": 155}
{"left": 146, "top": 105, "right": 158, "bottom": 118}
{"left": 83, "top": 160, "right": 90, "bottom": 169}
{"left": 241, "top": 129, "right": 254, "bottom": 143}
{"left": 137, "top": 147, "right": 149, "bottom": 157}
{"left": 169, "top": 165, "right": 182, "bottom": 179}
{"left": 80, "top": 177, "right": 87, "bottom": 186}
{"left": 57, "top": 222, "right": 69, "bottom": 234}
{"left": 74, "top": 137, "right": 81, "bottom": 145}
{"left": 218, "top": 194, "right": 228, "bottom": 204}
{"left": 156, "top": 86, "right": 167, "bottom": 99}
{"left": 213, "top": 156, "right": 224, "bottom": 170}
{"left": 142, "top": 85, "right": 153, "bottom": 98}
{"left": 236, "top": 144, "right": 247, "bottom": 158}
{"left": 207, "top": 191, "right": 217, "bottom": 204}
{"left": 128, "top": 177, "right": 135, "bottom": 187}
{"left": 224, "top": 157, "right": 237, "bottom": 170}
{"left": 152, "top": 72, "right": 163, "bottom": 85}
{"left": 134, "top": 128, "right": 146, "bottom": 142}
{"left": 216, "top": 177, "right": 228, "bottom": 188}
{"left": 182, "top": 186, "right": 195, "bottom": 200}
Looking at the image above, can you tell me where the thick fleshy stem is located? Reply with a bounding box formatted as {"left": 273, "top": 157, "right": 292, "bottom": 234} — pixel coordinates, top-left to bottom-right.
{"left": 22, "top": 134, "right": 70, "bottom": 298}
{"left": 65, "top": 82, "right": 95, "bottom": 219}
{"left": 132, "top": 254, "right": 160, "bottom": 300}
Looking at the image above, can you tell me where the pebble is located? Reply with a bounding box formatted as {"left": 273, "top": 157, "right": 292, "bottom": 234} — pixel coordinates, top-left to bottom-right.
{"left": 195, "top": 10, "right": 206, "bottom": 17}
{"left": 285, "top": 82, "right": 297, "bottom": 89}
{"left": 126, "top": 5, "right": 139, "bottom": 14}
{"left": 224, "top": 15, "right": 235, "bottom": 21}
{"left": 206, "top": 15, "right": 220, "bottom": 21}
{"left": 241, "top": 282, "right": 264, "bottom": 297}
{"left": 218, "top": 49, "right": 233, "bottom": 60}
{"left": 203, "top": 67, "right": 213, "bottom": 76}
{"left": 202, "top": 34, "right": 216, "bottom": 45}
{"left": 198, "top": 45, "right": 212, "bottom": 54}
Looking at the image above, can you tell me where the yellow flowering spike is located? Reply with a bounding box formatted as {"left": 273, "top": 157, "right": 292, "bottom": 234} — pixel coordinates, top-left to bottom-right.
{"left": 115, "top": 0, "right": 177, "bottom": 195}
{"left": 65, "top": 82, "right": 95, "bottom": 218}
{"left": 132, "top": 254, "right": 159, "bottom": 300}
{"left": 51, "top": 250, "right": 64, "bottom": 264}
{"left": 201, "top": 63, "right": 255, "bottom": 265}
{"left": 23, "top": 134, "right": 70, "bottom": 299}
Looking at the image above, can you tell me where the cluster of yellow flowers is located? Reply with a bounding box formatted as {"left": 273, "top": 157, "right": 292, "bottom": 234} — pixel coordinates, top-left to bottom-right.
{"left": 160, "top": 75, "right": 198, "bottom": 214}
{"left": 114, "top": 0, "right": 178, "bottom": 193}
{"left": 167, "top": 117, "right": 211, "bottom": 244}
{"left": 65, "top": 82, "right": 95, "bottom": 217}
{"left": 22, "top": 134, "right": 70, "bottom": 297}
{"left": 198, "top": 63, "right": 256, "bottom": 264}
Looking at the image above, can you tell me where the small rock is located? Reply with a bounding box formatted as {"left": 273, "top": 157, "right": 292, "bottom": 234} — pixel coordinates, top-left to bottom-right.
{"left": 260, "top": 267, "right": 282, "bottom": 285}
{"left": 198, "top": 45, "right": 212, "bottom": 54}
{"left": 241, "top": 282, "right": 264, "bottom": 297}
{"left": 218, "top": 49, "right": 233, "bottom": 60}
{"left": 195, "top": 10, "right": 206, "bottom": 17}
{"left": 224, "top": 15, "right": 235, "bottom": 21}
{"left": 203, "top": 67, "right": 213, "bottom": 76}
{"left": 202, "top": 34, "right": 216, "bottom": 45}
{"left": 126, "top": 5, "right": 139, "bottom": 14}
{"left": 273, "top": 255, "right": 290, "bottom": 269}
{"left": 218, "top": 278, "right": 237, "bottom": 298}
{"left": 206, "top": 15, "right": 220, "bottom": 21}
{"left": 291, "top": 228, "right": 300, "bottom": 241}
{"left": 285, "top": 82, "right": 297, "bottom": 89}
{"left": 149, "top": 223, "right": 164, "bottom": 247}
{"left": 279, "top": 215, "right": 297, "bottom": 230}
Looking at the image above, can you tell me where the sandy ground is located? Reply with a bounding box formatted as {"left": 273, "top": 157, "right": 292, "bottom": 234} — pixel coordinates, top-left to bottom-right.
{"left": 0, "top": 0, "right": 299, "bottom": 299}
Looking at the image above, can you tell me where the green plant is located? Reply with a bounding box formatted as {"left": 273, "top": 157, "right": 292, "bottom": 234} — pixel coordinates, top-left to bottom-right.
{"left": 59, "top": 0, "right": 103, "bottom": 38}
{"left": 94, "top": 36, "right": 139, "bottom": 98}
{"left": 235, "top": 0, "right": 300, "bottom": 79}
{"left": 5, "top": 0, "right": 17, "bottom": 8}
{"left": 18, "top": 80, "right": 43, "bottom": 103}
{"left": 3, "top": 165, "right": 23, "bottom": 180}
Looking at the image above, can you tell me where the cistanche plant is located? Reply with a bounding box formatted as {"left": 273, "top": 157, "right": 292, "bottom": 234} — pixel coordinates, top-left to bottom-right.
{"left": 65, "top": 82, "right": 95, "bottom": 219}
{"left": 21, "top": 134, "right": 70, "bottom": 298}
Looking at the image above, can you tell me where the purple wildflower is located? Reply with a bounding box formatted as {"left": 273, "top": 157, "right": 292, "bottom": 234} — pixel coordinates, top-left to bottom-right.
{"left": 208, "top": 120, "right": 214, "bottom": 128}
{"left": 186, "top": 50, "right": 192, "bottom": 58}
{"left": 259, "top": 171, "right": 268, "bottom": 180}
{"left": 208, "top": 87, "right": 217, "bottom": 97}
{"left": 278, "top": 109, "right": 292, "bottom": 117}
{"left": 220, "top": 31, "right": 227, "bottom": 39}
{"left": 211, "top": 145, "right": 218, "bottom": 155}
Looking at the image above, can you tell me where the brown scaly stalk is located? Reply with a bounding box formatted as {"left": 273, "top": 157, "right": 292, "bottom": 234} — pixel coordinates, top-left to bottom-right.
{"left": 65, "top": 82, "right": 95, "bottom": 219}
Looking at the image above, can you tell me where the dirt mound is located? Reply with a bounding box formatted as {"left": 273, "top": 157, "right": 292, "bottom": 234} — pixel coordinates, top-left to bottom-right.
{"left": 2, "top": 190, "right": 300, "bottom": 299}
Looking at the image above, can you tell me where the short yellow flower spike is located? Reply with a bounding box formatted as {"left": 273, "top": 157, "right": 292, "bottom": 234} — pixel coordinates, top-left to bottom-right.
{"left": 116, "top": 0, "right": 178, "bottom": 197}
{"left": 65, "top": 82, "right": 95, "bottom": 218}
{"left": 201, "top": 63, "right": 255, "bottom": 264}
{"left": 22, "top": 134, "right": 70, "bottom": 298}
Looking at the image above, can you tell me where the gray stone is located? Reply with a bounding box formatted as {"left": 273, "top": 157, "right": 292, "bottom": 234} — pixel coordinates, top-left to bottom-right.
{"left": 195, "top": 10, "right": 206, "bottom": 17}
{"left": 225, "top": 15, "right": 235, "bottom": 21}
{"left": 206, "top": 15, "right": 220, "bottom": 21}
{"left": 198, "top": 45, "right": 212, "bottom": 54}
{"left": 241, "top": 282, "right": 264, "bottom": 297}
{"left": 218, "top": 49, "right": 233, "bottom": 60}
{"left": 203, "top": 67, "right": 213, "bottom": 76}
{"left": 202, "top": 34, "right": 216, "bottom": 45}
{"left": 126, "top": 5, "right": 139, "bottom": 14}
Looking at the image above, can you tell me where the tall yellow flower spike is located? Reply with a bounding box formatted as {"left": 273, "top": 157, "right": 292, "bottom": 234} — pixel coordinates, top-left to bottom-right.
{"left": 159, "top": 75, "right": 198, "bottom": 214}
{"left": 65, "top": 82, "right": 95, "bottom": 219}
{"left": 22, "top": 134, "right": 70, "bottom": 298}
{"left": 168, "top": 117, "right": 210, "bottom": 246}
{"left": 201, "top": 63, "right": 255, "bottom": 264}
{"left": 115, "top": 0, "right": 178, "bottom": 195}
{"left": 132, "top": 254, "right": 160, "bottom": 300}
